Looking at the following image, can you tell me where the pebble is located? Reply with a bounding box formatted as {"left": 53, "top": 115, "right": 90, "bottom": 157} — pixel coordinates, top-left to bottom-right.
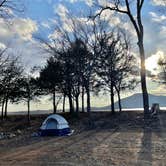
{"left": 31, "top": 132, "right": 40, "bottom": 137}
{"left": 0, "top": 132, "right": 17, "bottom": 140}
{"left": 16, "top": 129, "right": 22, "bottom": 134}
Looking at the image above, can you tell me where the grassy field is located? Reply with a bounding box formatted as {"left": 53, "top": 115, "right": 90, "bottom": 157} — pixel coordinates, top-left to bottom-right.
{"left": 0, "top": 111, "right": 166, "bottom": 166}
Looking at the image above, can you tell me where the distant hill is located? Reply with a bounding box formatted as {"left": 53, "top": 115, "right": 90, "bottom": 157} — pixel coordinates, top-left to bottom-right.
{"left": 92, "top": 93, "right": 166, "bottom": 111}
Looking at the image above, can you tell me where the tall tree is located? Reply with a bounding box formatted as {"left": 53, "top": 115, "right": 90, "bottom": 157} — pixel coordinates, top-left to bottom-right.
{"left": 0, "top": 57, "right": 23, "bottom": 119}
{"left": 94, "top": 0, "right": 150, "bottom": 114}
{"left": 17, "top": 75, "right": 40, "bottom": 124}
{"left": 96, "top": 30, "right": 136, "bottom": 113}
{"left": 39, "top": 15, "right": 112, "bottom": 114}
{"left": 38, "top": 57, "right": 63, "bottom": 114}
{"left": 68, "top": 38, "right": 92, "bottom": 113}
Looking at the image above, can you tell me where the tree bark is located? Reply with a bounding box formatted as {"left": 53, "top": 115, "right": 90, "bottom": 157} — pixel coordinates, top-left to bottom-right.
{"left": 115, "top": 85, "right": 122, "bottom": 112}
{"left": 53, "top": 91, "right": 56, "bottom": 114}
{"left": 110, "top": 85, "right": 115, "bottom": 114}
{"left": 75, "top": 96, "right": 79, "bottom": 113}
{"left": 68, "top": 93, "right": 74, "bottom": 113}
{"left": 138, "top": 39, "right": 149, "bottom": 114}
{"left": 27, "top": 98, "right": 30, "bottom": 124}
{"left": 136, "top": 0, "right": 149, "bottom": 114}
{"left": 62, "top": 95, "right": 66, "bottom": 113}
{"left": 117, "top": 90, "right": 122, "bottom": 112}
{"left": 82, "top": 87, "right": 85, "bottom": 112}
{"left": 1, "top": 97, "right": 5, "bottom": 120}
{"left": 86, "top": 85, "right": 91, "bottom": 113}
{"left": 4, "top": 97, "right": 8, "bottom": 118}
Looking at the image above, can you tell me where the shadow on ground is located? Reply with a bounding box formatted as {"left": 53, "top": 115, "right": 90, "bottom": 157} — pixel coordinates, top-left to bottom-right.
{"left": 0, "top": 111, "right": 166, "bottom": 166}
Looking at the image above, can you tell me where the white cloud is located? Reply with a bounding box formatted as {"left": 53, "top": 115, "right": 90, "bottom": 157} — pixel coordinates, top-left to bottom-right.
{"left": 121, "top": 21, "right": 137, "bottom": 38}
{"left": 54, "top": 4, "right": 69, "bottom": 18}
{"left": 0, "top": 18, "right": 38, "bottom": 41}
{"left": 0, "top": 17, "right": 43, "bottom": 70}
{"left": 149, "top": 12, "right": 166, "bottom": 23}
{"left": 145, "top": 51, "right": 165, "bottom": 74}
{"left": 160, "top": 26, "right": 166, "bottom": 36}
{"left": 54, "top": 4, "right": 76, "bottom": 32}
{"left": 68, "top": 0, "right": 94, "bottom": 6}
{"left": 109, "top": 16, "right": 121, "bottom": 26}
{"left": 98, "top": 8, "right": 114, "bottom": 20}
{"left": 0, "top": 42, "right": 6, "bottom": 50}
{"left": 68, "top": 0, "right": 78, "bottom": 3}
{"left": 151, "top": 0, "right": 166, "bottom": 6}
{"left": 41, "top": 22, "right": 50, "bottom": 29}
{"left": 85, "top": 0, "right": 94, "bottom": 6}
{"left": 13, "top": 18, "right": 38, "bottom": 40}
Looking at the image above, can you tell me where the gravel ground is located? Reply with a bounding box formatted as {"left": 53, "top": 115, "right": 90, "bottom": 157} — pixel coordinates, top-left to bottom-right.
{"left": 0, "top": 111, "right": 166, "bottom": 166}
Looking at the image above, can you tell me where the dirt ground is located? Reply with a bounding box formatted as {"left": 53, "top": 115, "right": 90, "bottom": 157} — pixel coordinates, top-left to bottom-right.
{"left": 0, "top": 111, "right": 166, "bottom": 166}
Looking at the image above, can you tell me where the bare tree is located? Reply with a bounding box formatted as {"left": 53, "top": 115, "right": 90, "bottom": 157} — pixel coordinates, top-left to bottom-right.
{"left": 38, "top": 57, "right": 64, "bottom": 114}
{"left": 0, "top": 56, "right": 23, "bottom": 119}
{"left": 93, "top": 0, "right": 150, "bottom": 114}
{"left": 96, "top": 29, "right": 136, "bottom": 113}
{"left": 38, "top": 16, "right": 106, "bottom": 113}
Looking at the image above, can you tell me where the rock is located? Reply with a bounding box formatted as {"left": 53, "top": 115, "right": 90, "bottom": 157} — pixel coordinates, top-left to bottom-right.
{"left": 8, "top": 133, "right": 16, "bottom": 139}
{"left": 0, "top": 132, "right": 16, "bottom": 139}
{"left": 16, "top": 129, "right": 22, "bottom": 134}
{"left": 0, "top": 132, "right": 4, "bottom": 135}
{"left": 31, "top": 132, "right": 39, "bottom": 137}
{"left": 0, "top": 135, "right": 5, "bottom": 140}
{"left": 0, "top": 132, "right": 5, "bottom": 140}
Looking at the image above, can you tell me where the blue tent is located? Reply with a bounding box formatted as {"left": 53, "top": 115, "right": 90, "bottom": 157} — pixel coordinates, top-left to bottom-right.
{"left": 40, "top": 114, "right": 70, "bottom": 136}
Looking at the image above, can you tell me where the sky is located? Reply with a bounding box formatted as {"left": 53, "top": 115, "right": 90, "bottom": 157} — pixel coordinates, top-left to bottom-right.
{"left": 0, "top": 0, "right": 166, "bottom": 111}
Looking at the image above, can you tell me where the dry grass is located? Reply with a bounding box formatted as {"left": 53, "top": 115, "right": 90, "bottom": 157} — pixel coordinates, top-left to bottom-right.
{"left": 0, "top": 111, "right": 166, "bottom": 166}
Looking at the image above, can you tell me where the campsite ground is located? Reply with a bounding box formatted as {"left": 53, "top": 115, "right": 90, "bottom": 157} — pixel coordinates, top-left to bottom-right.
{"left": 0, "top": 111, "right": 166, "bottom": 166}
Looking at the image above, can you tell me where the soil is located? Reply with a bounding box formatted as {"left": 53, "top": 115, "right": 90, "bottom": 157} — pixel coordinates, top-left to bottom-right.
{"left": 0, "top": 111, "right": 166, "bottom": 166}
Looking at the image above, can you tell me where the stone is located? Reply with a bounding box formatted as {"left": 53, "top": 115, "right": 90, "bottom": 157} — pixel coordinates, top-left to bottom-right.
{"left": 8, "top": 133, "right": 16, "bottom": 139}
{"left": 151, "top": 103, "right": 160, "bottom": 116}
{"left": 16, "top": 129, "right": 22, "bottom": 134}
{"left": 31, "top": 132, "right": 39, "bottom": 137}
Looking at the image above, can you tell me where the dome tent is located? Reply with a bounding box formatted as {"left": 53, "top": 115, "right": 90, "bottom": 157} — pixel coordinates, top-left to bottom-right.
{"left": 40, "top": 114, "right": 70, "bottom": 136}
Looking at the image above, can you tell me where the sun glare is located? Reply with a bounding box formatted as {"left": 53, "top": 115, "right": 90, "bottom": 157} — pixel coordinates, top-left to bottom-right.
{"left": 145, "top": 51, "right": 165, "bottom": 74}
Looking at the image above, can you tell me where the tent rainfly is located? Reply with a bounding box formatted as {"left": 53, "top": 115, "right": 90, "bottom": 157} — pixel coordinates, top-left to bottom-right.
{"left": 40, "top": 114, "right": 71, "bottom": 136}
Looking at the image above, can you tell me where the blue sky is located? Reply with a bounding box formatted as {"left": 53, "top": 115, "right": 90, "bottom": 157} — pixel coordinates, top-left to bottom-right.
{"left": 0, "top": 0, "right": 166, "bottom": 111}
{"left": 21, "top": 0, "right": 165, "bottom": 75}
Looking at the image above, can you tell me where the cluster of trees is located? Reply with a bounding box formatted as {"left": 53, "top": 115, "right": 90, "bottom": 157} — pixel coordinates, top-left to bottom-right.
{"left": 0, "top": 50, "right": 39, "bottom": 122}
{"left": 36, "top": 14, "right": 139, "bottom": 115}
{"left": 0, "top": 0, "right": 165, "bottom": 122}
{"left": 0, "top": 25, "right": 137, "bottom": 122}
{"left": 47, "top": 31, "right": 135, "bottom": 112}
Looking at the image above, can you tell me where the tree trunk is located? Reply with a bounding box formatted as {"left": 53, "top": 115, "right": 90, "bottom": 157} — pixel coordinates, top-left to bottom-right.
{"left": 27, "top": 98, "right": 31, "bottom": 124}
{"left": 110, "top": 85, "right": 115, "bottom": 114}
{"left": 136, "top": 6, "right": 149, "bottom": 114}
{"left": 86, "top": 86, "right": 91, "bottom": 113}
{"left": 1, "top": 97, "right": 5, "bottom": 120}
{"left": 4, "top": 97, "right": 8, "bottom": 118}
{"left": 53, "top": 91, "right": 56, "bottom": 114}
{"left": 115, "top": 85, "right": 122, "bottom": 112}
{"left": 82, "top": 87, "right": 85, "bottom": 113}
{"left": 68, "top": 93, "right": 74, "bottom": 113}
{"left": 117, "top": 90, "right": 122, "bottom": 112}
{"left": 62, "top": 95, "right": 66, "bottom": 113}
{"left": 138, "top": 39, "right": 149, "bottom": 114}
{"left": 75, "top": 96, "right": 79, "bottom": 113}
